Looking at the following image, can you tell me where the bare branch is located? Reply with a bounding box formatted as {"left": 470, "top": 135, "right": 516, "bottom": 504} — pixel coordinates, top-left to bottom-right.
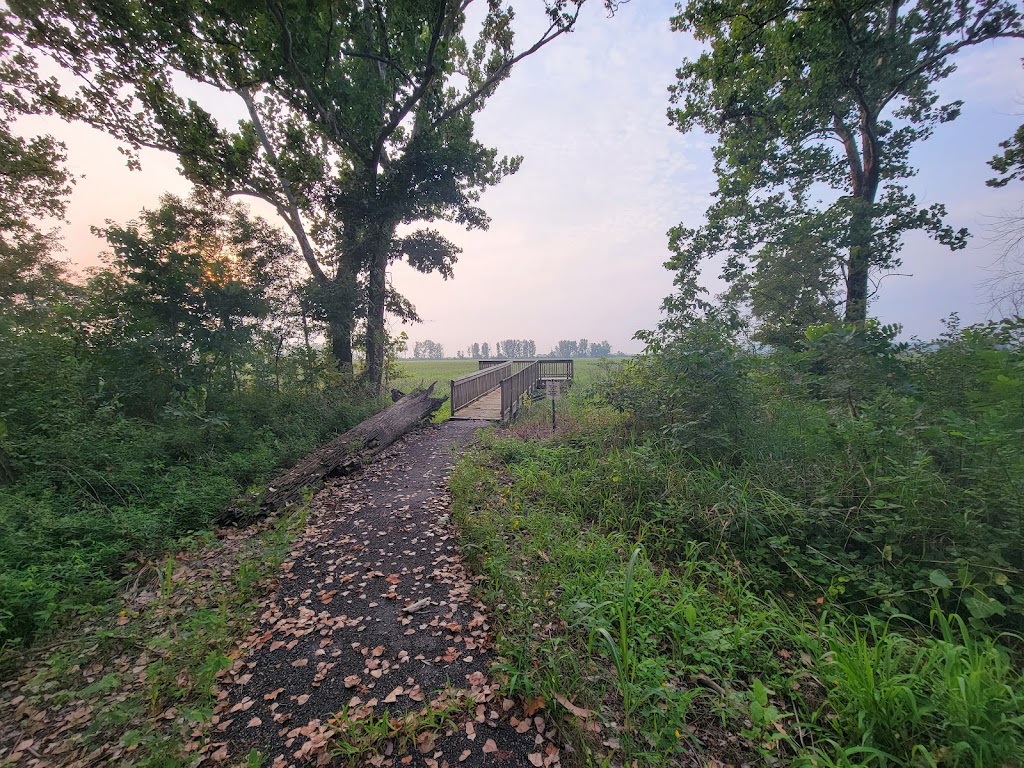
{"left": 237, "top": 86, "right": 328, "bottom": 284}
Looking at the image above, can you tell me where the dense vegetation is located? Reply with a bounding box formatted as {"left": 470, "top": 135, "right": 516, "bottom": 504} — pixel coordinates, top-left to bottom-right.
{"left": 451, "top": 317, "right": 1024, "bottom": 766}
{"left": 0, "top": 194, "right": 378, "bottom": 649}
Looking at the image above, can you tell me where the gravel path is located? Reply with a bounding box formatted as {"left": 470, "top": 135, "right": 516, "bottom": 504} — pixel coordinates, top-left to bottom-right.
{"left": 205, "top": 421, "right": 563, "bottom": 768}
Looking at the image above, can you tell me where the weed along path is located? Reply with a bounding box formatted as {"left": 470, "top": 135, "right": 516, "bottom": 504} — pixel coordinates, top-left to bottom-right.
{"left": 209, "top": 421, "right": 560, "bottom": 768}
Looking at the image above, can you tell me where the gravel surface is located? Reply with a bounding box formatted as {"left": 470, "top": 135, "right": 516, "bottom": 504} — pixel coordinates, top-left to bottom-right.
{"left": 207, "top": 421, "right": 564, "bottom": 768}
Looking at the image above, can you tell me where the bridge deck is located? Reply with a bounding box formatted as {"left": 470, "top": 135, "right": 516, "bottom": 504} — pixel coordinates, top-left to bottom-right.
{"left": 449, "top": 388, "right": 503, "bottom": 420}
{"left": 450, "top": 360, "right": 573, "bottom": 422}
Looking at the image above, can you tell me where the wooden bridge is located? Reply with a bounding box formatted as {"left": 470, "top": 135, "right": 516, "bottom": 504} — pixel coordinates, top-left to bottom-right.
{"left": 450, "top": 359, "right": 574, "bottom": 421}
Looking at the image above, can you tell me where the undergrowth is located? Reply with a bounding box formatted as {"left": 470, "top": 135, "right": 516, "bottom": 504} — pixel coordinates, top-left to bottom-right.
{"left": 0, "top": 384, "right": 377, "bottom": 650}
{"left": 450, "top": 337, "right": 1024, "bottom": 767}
{"left": 1, "top": 504, "right": 307, "bottom": 766}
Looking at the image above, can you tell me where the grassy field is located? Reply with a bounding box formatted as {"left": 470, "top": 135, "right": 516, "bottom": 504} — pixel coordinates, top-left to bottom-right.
{"left": 391, "top": 358, "right": 625, "bottom": 420}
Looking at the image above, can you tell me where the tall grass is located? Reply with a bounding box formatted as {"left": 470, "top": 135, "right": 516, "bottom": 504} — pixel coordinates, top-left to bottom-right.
{"left": 450, "top": 385, "right": 1024, "bottom": 765}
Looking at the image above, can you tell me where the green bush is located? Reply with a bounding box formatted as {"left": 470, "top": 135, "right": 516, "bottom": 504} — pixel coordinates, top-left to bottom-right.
{"left": 597, "top": 317, "right": 1024, "bottom": 630}
{"left": 451, "top": 402, "right": 1024, "bottom": 765}
{"left": 0, "top": 385, "right": 376, "bottom": 647}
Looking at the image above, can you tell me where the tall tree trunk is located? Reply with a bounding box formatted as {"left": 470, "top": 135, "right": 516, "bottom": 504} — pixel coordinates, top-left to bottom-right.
{"left": 300, "top": 307, "right": 315, "bottom": 391}
{"left": 330, "top": 318, "right": 354, "bottom": 375}
{"left": 844, "top": 199, "right": 874, "bottom": 325}
{"left": 327, "top": 267, "right": 358, "bottom": 375}
{"left": 365, "top": 242, "right": 389, "bottom": 395}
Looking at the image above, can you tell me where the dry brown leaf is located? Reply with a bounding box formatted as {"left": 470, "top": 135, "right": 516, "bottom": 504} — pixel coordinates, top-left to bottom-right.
{"left": 482, "top": 739, "right": 498, "bottom": 754}
{"left": 553, "top": 692, "right": 594, "bottom": 719}
{"left": 523, "top": 695, "right": 545, "bottom": 716}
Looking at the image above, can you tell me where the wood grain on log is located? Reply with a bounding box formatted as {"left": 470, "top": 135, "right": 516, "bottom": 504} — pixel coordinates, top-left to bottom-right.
{"left": 256, "top": 384, "right": 446, "bottom": 515}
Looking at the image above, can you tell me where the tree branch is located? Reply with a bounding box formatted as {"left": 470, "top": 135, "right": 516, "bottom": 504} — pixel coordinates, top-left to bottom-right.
{"left": 237, "top": 85, "right": 328, "bottom": 284}
{"left": 431, "top": 5, "right": 583, "bottom": 129}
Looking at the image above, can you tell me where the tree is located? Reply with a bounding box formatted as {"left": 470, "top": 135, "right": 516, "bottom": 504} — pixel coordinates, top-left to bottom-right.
{"left": 723, "top": 237, "right": 843, "bottom": 347}
{"left": 0, "top": 15, "right": 74, "bottom": 317}
{"left": 412, "top": 339, "right": 444, "bottom": 359}
{"left": 471, "top": 342, "right": 481, "bottom": 358}
{"left": 553, "top": 339, "right": 579, "bottom": 357}
{"left": 481, "top": 342, "right": 490, "bottom": 358}
{"left": 87, "top": 192, "right": 297, "bottom": 410}
{"left": 667, "top": 0, "right": 1024, "bottom": 327}
{"left": 10, "top": 0, "right": 617, "bottom": 394}
{"left": 984, "top": 116, "right": 1024, "bottom": 315}
{"left": 989, "top": 120, "right": 1024, "bottom": 187}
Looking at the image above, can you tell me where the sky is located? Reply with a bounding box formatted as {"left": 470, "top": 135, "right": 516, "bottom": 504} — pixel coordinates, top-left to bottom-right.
{"left": 22, "top": 0, "right": 1024, "bottom": 355}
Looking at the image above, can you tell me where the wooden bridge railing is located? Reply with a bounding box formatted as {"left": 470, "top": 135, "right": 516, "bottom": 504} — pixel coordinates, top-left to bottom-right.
{"left": 478, "top": 359, "right": 532, "bottom": 373}
{"left": 538, "top": 359, "right": 573, "bottom": 380}
{"left": 499, "top": 361, "right": 540, "bottom": 421}
{"left": 452, "top": 359, "right": 574, "bottom": 419}
{"left": 479, "top": 359, "right": 572, "bottom": 377}
{"left": 450, "top": 361, "right": 513, "bottom": 414}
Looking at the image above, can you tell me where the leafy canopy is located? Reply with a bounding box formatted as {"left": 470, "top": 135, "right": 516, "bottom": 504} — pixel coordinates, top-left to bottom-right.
{"left": 666, "top": 0, "right": 1023, "bottom": 332}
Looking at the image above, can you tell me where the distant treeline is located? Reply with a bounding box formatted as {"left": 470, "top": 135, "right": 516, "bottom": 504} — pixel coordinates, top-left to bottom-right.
{"left": 409, "top": 338, "right": 618, "bottom": 359}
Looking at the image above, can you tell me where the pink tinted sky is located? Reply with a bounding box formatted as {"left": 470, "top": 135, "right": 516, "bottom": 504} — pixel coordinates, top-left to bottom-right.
{"left": 23, "top": 0, "right": 1024, "bottom": 354}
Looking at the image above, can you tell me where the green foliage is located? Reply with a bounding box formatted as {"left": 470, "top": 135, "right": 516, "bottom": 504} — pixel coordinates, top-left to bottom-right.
{"left": 723, "top": 237, "right": 843, "bottom": 348}
{"left": 988, "top": 121, "right": 1024, "bottom": 188}
{"left": 608, "top": 318, "right": 754, "bottom": 459}
{"left": 0, "top": 191, "right": 378, "bottom": 647}
{"left": 808, "top": 609, "right": 1024, "bottom": 767}
{"left": 450, "top": 388, "right": 1024, "bottom": 765}
{"left": 0, "top": 14, "right": 76, "bottom": 317}
{"left": 666, "top": 0, "right": 1021, "bottom": 324}
{"left": 599, "top": 316, "right": 1024, "bottom": 631}
{"left": 84, "top": 191, "right": 299, "bottom": 415}
{"left": 0, "top": 383, "right": 374, "bottom": 647}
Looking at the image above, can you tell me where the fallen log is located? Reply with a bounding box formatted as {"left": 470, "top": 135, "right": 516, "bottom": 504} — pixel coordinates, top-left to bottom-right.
{"left": 228, "top": 384, "right": 446, "bottom": 521}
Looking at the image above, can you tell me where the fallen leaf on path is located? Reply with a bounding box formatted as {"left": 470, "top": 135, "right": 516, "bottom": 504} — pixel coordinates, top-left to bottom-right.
{"left": 524, "top": 695, "right": 545, "bottom": 716}
{"left": 482, "top": 739, "right": 498, "bottom": 753}
{"left": 403, "top": 598, "right": 431, "bottom": 613}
